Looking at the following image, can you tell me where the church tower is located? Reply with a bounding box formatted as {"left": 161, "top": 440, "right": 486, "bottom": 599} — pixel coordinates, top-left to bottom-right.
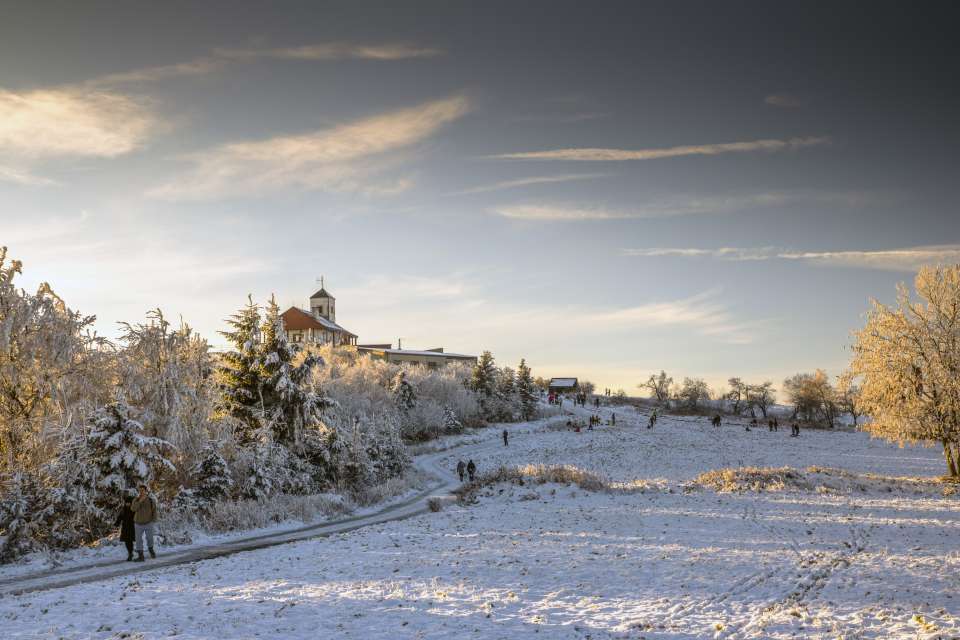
{"left": 309, "top": 278, "right": 335, "bottom": 322}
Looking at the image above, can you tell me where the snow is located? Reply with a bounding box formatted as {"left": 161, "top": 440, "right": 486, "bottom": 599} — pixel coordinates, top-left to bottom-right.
{"left": 1, "top": 408, "right": 957, "bottom": 639}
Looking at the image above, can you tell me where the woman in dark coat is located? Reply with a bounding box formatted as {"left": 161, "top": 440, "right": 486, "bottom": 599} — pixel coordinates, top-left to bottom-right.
{"left": 115, "top": 496, "right": 136, "bottom": 561}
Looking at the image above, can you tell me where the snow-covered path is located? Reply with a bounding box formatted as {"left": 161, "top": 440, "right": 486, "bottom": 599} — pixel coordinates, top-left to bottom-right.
{"left": 0, "top": 448, "right": 468, "bottom": 597}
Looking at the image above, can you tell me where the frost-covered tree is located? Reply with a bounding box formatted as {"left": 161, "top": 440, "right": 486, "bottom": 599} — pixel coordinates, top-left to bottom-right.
{"left": 0, "top": 248, "right": 106, "bottom": 474}
{"left": 642, "top": 371, "right": 673, "bottom": 404}
{"left": 216, "top": 296, "right": 264, "bottom": 444}
{"left": 87, "top": 401, "right": 175, "bottom": 503}
{"left": 190, "top": 442, "right": 233, "bottom": 504}
{"left": 498, "top": 367, "right": 516, "bottom": 396}
{"left": 783, "top": 370, "right": 836, "bottom": 426}
{"left": 442, "top": 406, "right": 463, "bottom": 433}
{"left": 0, "top": 472, "right": 44, "bottom": 562}
{"left": 836, "top": 377, "right": 864, "bottom": 428}
{"left": 677, "top": 377, "right": 710, "bottom": 410}
{"left": 259, "top": 296, "right": 328, "bottom": 444}
{"left": 391, "top": 370, "right": 416, "bottom": 413}
{"left": 117, "top": 309, "right": 216, "bottom": 477}
{"left": 470, "top": 351, "right": 497, "bottom": 397}
{"left": 516, "top": 359, "right": 538, "bottom": 421}
{"left": 849, "top": 265, "right": 960, "bottom": 477}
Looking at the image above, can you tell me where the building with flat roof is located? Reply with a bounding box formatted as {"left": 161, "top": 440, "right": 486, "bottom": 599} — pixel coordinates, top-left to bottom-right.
{"left": 357, "top": 345, "right": 477, "bottom": 369}
{"left": 548, "top": 377, "right": 579, "bottom": 393}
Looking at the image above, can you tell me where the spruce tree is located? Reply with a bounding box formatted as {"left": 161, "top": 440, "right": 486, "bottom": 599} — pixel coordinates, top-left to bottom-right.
{"left": 259, "top": 296, "right": 329, "bottom": 444}
{"left": 392, "top": 370, "right": 417, "bottom": 413}
{"left": 87, "top": 400, "right": 174, "bottom": 503}
{"left": 470, "top": 351, "right": 497, "bottom": 397}
{"left": 216, "top": 296, "right": 264, "bottom": 444}
{"left": 516, "top": 359, "right": 538, "bottom": 421}
{"left": 191, "top": 441, "right": 233, "bottom": 504}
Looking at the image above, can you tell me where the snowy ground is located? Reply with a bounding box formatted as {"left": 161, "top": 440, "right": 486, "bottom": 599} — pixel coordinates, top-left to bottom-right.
{"left": 2, "top": 409, "right": 958, "bottom": 639}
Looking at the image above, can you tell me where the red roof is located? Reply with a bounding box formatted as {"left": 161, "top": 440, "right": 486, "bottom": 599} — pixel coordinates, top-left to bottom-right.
{"left": 280, "top": 307, "right": 356, "bottom": 337}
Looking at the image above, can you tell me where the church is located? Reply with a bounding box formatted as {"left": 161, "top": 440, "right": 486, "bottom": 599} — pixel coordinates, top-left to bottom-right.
{"left": 280, "top": 286, "right": 358, "bottom": 347}
{"left": 280, "top": 284, "right": 477, "bottom": 367}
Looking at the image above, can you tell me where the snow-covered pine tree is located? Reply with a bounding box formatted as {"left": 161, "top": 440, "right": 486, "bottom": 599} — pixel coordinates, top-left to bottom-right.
{"left": 498, "top": 367, "right": 516, "bottom": 396}
{"left": 470, "top": 351, "right": 497, "bottom": 397}
{"left": 259, "top": 296, "right": 330, "bottom": 445}
{"left": 392, "top": 370, "right": 417, "bottom": 413}
{"left": 190, "top": 441, "right": 233, "bottom": 504}
{"left": 442, "top": 406, "right": 463, "bottom": 433}
{"left": 87, "top": 400, "right": 175, "bottom": 505}
{"left": 216, "top": 296, "right": 264, "bottom": 445}
{"left": 41, "top": 427, "right": 107, "bottom": 549}
{"left": 516, "top": 359, "right": 538, "bottom": 421}
{"left": 0, "top": 472, "right": 44, "bottom": 562}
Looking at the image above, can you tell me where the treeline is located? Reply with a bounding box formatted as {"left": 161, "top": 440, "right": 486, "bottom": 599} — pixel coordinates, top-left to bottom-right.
{"left": 637, "top": 370, "right": 861, "bottom": 426}
{"left": 0, "top": 249, "right": 542, "bottom": 561}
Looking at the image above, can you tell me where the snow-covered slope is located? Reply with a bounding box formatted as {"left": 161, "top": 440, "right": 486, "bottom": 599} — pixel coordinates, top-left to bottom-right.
{"left": 1, "top": 410, "right": 956, "bottom": 639}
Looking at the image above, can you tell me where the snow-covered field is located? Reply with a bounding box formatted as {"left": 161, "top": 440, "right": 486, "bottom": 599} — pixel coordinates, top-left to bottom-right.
{"left": 2, "top": 410, "right": 958, "bottom": 639}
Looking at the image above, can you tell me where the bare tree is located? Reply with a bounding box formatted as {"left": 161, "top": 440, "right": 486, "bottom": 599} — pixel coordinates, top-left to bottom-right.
{"left": 746, "top": 381, "right": 776, "bottom": 418}
{"left": 849, "top": 265, "right": 960, "bottom": 477}
{"left": 677, "top": 377, "right": 710, "bottom": 411}
{"left": 725, "top": 377, "right": 746, "bottom": 414}
{"left": 642, "top": 371, "right": 673, "bottom": 404}
{"left": 836, "top": 377, "right": 864, "bottom": 428}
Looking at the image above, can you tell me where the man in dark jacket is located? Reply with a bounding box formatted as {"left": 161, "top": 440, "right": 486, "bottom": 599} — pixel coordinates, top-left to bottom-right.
{"left": 466, "top": 459, "right": 477, "bottom": 482}
{"left": 132, "top": 484, "right": 158, "bottom": 562}
{"left": 502, "top": 429, "right": 509, "bottom": 447}
{"left": 456, "top": 460, "right": 466, "bottom": 482}
{"left": 115, "top": 495, "right": 136, "bottom": 561}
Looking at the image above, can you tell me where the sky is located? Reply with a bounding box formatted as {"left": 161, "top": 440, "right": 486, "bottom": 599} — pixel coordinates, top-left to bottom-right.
{"left": 1, "top": 0, "right": 958, "bottom": 395}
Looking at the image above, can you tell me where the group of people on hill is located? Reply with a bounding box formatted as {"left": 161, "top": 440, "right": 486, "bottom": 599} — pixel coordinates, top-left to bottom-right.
{"left": 712, "top": 412, "right": 800, "bottom": 436}
{"left": 456, "top": 459, "right": 477, "bottom": 482}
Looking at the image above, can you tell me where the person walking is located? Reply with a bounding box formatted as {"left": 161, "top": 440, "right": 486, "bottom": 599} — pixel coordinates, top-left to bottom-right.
{"left": 115, "top": 494, "right": 136, "bottom": 562}
{"left": 648, "top": 410, "right": 658, "bottom": 429}
{"left": 466, "top": 459, "right": 477, "bottom": 482}
{"left": 456, "top": 460, "right": 466, "bottom": 482}
{"left": 712, "top": 414, "right": 721, "bottom": 428}
{"left": 773, "top": 417, "right": 779, "bottom": 432}
{"left": 611, "top": 413, "right": 616, "bottom": 426}
{"left": 502, "top": 429, "right": 509, "bottom": 447}
{"left": 131, "top": 484, "right": 157, "bottom": 562}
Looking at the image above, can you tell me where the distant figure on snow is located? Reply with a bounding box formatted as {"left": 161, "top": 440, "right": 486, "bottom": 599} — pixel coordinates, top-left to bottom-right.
{"left": 595, "top": 397, "right": 600, "bottom": 408}
{"left": 747, "top": 418, "right": 757, "bottom": 432}
{"left": 791, "top": 422, "right": 800, "bottom": 437}
{"left": 768, "top": 419, "right": 775, "bottom": 432}
{"left": 611, "top": 413, "right": 616, "bottom": 426}
{"left": 648, "top": 410, "right": 658, "bottom": 429}
{"left": 502, "top": 429, "right": 509, "bottom": 447}
{"left": 456, "top": 460, "right": 466, "bottom": 482}
{"left": 115, "top": 493, "right": 136, "bottom": 562}
{"left": 711, "top": 414, "right": 721, "bottom": 428}
{"left": 466, "top": 459, "right": 477, "bottom": 481}
{"left": 773, "top": 418, "right": 779, "bottom": 432}
{"left": 131, "top": 484, "right": 158, "bottom": 562}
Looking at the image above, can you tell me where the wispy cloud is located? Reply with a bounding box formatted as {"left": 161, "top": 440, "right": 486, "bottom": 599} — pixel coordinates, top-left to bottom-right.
{"left": 453, "top": 173, "right": 605, "bottom": 195}
{"left": 0, "top": 87, "right": 158, "bottom": 158}
{"left": 148, "top": 95, "right": 471, "bottom": 200}
{"left": 86, "top": 58, "right": 227, "bottom": 87}
{"left": 490, "top": 136, "right": 830, "bottom": 161}
{"left": 581, "top": 290, "right": 760, "bottom": 344}
{"left": 0, "top": 164, "right": 60, "bottom": 187}
{"left": 493, "top": 190, "right": 884, "bottom": 222}
{"left": 84, "top": 42, "right": 441, "bottom": 88}
{"left": 622, "top": 247, "right": 777, "bottom": 260}
{"left": 214, "top": 43, "right": 442, "bottom": 61}
{"left": 765, "top": 93, "right": 809, "bottom": 108}
{"left": 622, "top": 244, "right": 960, "bottom": 272}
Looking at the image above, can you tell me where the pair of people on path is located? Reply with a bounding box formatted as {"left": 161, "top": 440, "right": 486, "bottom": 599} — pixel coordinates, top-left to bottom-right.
{"left": 116, "top": 484, "right": 158, "bottom": 562}
{"left": 711, "top": 414, "right": 722, "bottom": 428}
{"left": 456, "top": 459, "right": 477, "bottom": 482}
